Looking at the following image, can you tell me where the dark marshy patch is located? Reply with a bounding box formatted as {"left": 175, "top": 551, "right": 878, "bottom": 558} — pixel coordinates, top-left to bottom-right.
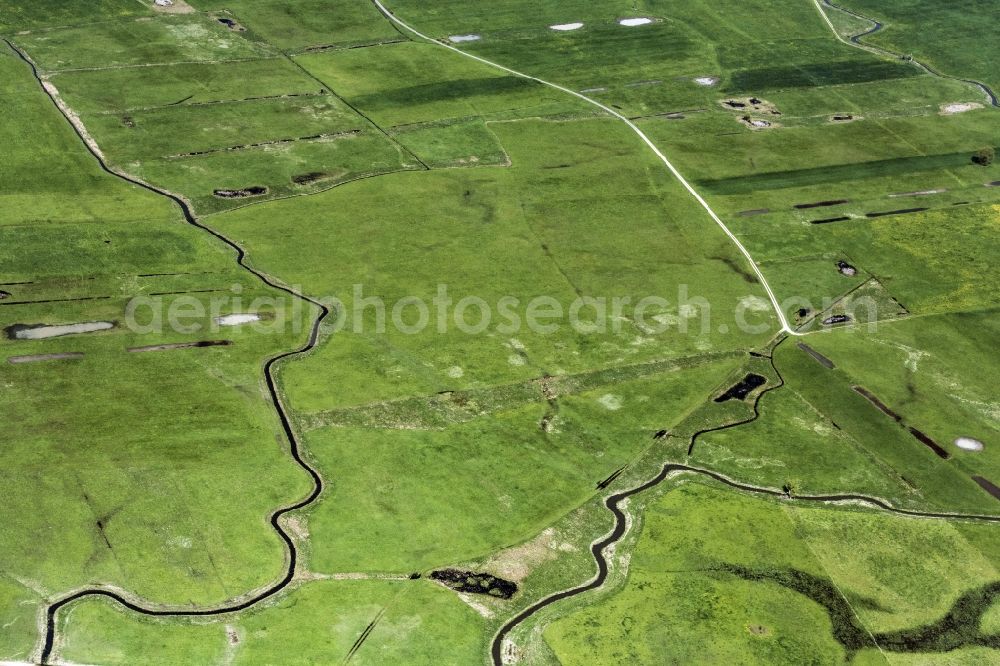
{"left": 797, "top": 342, "right": 834, "bottom": 369}
{"left": 866, "top": 207, "right": 928, "bottom": 218}
{"left": 714, "top": 373, "right": 766, "bottom": 403}
{"left": 811, "top": 216, "right": 851, "bottom": 224}
{"left": 716, "top": 565, "right": 875, "bottom": 652}
{"left": 127, "top": 340, "right": 232, "bottom": 353}
{"left": 822, "top": 315, "right": 851, "bottom": 326}
{"left": 852, "top": 386, "right": 903, "bottom": 421}
{"left": 794, "top": 199, "right": 849, "bottom": 209}
{"left": 213, "top": 186, "right": 268, "bottom": 199}
{"left": 292, "top": 171, "right": 329, "bottom": 185}
{"left": 719, "top": 565, "right": 1000, "bottom": 655}
{"left": 430, "top": 569, "right": 517, "bottom": 599}
{"left": 972, "top": 476, "right": 1000, "bottom": 501}
{"left": 908, "top": 427, "right": 950, "bottom": 459}
{"left": 0, "top": 290, "right": 10, "bottom": 300}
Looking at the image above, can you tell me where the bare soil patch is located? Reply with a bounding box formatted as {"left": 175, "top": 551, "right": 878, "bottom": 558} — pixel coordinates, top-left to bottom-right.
{"left": 6, "top": 321, "right": 114, "bottom": 340}
{"left": 889, "top": 188, "right": 946, "bottom": 198}
{"left": 940, "top": 102, "right": 982, "bottom": 115}
{"left": 8, "top": 353, "right": 84, "bottom": 364}
{"left": 837, "top": 260, "right": 857, "bottom": 276}
{"left": 151, "top": 0, "right": 195, "bottom": 14}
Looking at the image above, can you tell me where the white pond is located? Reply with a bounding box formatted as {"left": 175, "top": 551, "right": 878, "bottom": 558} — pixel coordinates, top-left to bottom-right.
{"left": 550, "top": 22, "right": 584, "bottom": 31}
{"left": 14, "top": 321, "right": 114, "bottom": 340}
{"left": 955, "top": 437, "right": 985, "bottom": 452}
{"left": 619, "top": 18, "right": 653, "bottom": 26}
{"left": 215, "top": 314, "right": 262, "bottom": 327}
{"left": 449, "top": 34, "right": 481, "bottom": 42}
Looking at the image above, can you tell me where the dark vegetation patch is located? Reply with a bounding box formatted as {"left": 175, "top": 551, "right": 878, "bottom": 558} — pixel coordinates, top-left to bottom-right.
{"left": 822, "top": 315, "right": 851, "bottom": 325}
{"left": 127, "top": 340, "right": 232, "bottom": 353}
{"left": 795, "top": 199, "right": 849, "bottom": 209}
{"left": 213, "top": 186, "right": 268, "bottom": 199}
{"left": 907, "top": 426, "right": 950, "bottom": 459}
{"left": 216, "top": 17, "right": 246, "bottom": 31}
{"left": 797, "top": 342, "right": 835, "bottom": 369}
{"left": 0, "top": 290, "right": 10, "bottom": 300}
{"left": 291, "top": 171, "right": 329, "bottom": 185}
{"left": 831, "top": 114, "right": 854, "bottom": 122}
{"left": 714, "top": 374, "right": 767, "bottom": 403}
{"left": 811, "top": 216, "right": 851, "bottom": 224}
{"left": 352, "top": 76, "right": 536, "bottom": 110}
{"left": 596, "top": 465, "right": 628, "bottom": 490}
{"left": 699, "top": 149, "right": 1000, "bottom": 195}
{"left": 727, "top": 59, "right": 919, "bottom": 93}
{"left": 873, "top": 581, "right": 1000, "bottom": 651}
{"left": 7, "top": 353, "right": 84, "bottom": 364}
{"left": 866, "top": 207, "right": 928, "bottom": 218}
{"left": 717, "top": 565, "right": 874, "bottom": 652}
{"left": 714, "top": 256, "right": 759, "bottom": 283}
{"left": 121, "top": 115, "right": 134, "bottom": 128}
{"left": 431, "top": 569, "right": 517, "bottom": 599}
{"left": 986, "top": 181, "right": 1000, "bottom": 187}
{"left": 719, "top": 566, "right": 1000, "bottom": 654}
{"left": 852, "top": 386, "right": 903, "bottom": 421}
{"left": 737, "top": 208, "right": 770, "bottom": 217}
{"left": 972, "top": 476, "right": 1000, "bottom": 501}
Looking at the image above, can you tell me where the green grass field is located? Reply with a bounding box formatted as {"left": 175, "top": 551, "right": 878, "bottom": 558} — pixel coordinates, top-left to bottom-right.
{"left": 1, "top": 0, "right": 998, "bottom": 663}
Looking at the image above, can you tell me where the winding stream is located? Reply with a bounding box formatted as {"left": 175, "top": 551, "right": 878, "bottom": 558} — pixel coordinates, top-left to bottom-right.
{"left": 3, "top": 39, "right": 330, "bottom": 665}
{"left": 490, "top": 340, "right": 1000, "bottom": 665}
{"left": 818, "top": 0, "right": 999, "bottom": 107}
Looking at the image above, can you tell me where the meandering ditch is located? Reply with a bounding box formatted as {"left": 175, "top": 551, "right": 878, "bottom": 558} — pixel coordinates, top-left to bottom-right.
{"left": 490, "top": 338, "right": 1000, "bottom": 665}
{"left": 4, "top": 39, "right": 330, "bottom": 665}
{"left": 817, "top": 0, "right": 999, "bottom": 107}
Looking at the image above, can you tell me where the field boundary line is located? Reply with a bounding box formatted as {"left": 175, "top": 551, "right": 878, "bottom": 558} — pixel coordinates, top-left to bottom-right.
{"left": 368, "top": 0, "right": 796, "bottom": 336}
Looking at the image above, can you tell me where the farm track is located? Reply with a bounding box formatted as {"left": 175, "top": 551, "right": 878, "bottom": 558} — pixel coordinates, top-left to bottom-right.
{"left": 4, "top": 39, "right": 330, "bottom": 664}
{"left": 489, "top": 338, "right": 1000, "bottom": 665}
{"left": 817, "top": 0, "right": 999, "bottom": 107}
{"left": 368, "top": 0, "right": 797, "bottom": 336}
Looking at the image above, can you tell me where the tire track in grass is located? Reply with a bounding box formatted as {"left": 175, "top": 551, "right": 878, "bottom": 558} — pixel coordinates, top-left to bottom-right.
{"left": 367, "top": 0, "right": 797, "bottom": 337}
{"left": 488, "top": 337, "right": 1000, "bottom": 665}
{"left": 3, "top": 39, "right": 331, "bottom": 665}
{"left": 814, "top": 0, "right": 999, "bottom": 107}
